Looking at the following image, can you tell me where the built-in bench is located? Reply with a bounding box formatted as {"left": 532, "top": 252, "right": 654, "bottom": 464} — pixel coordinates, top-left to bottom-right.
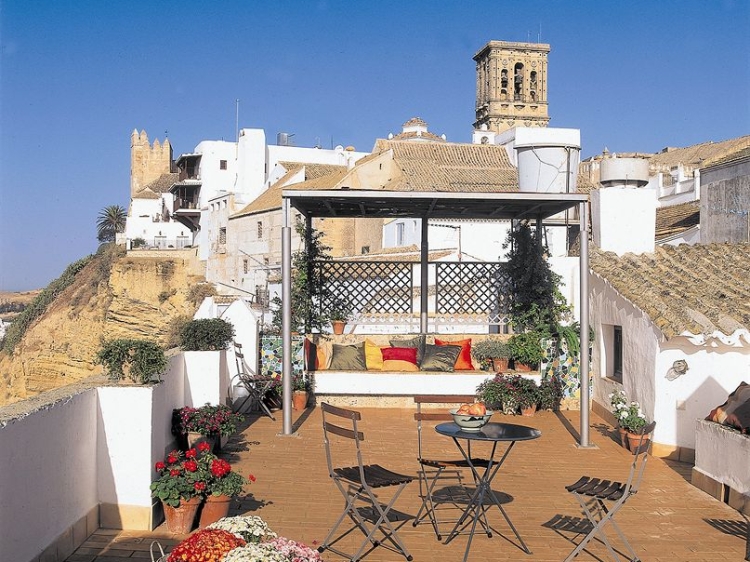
{"left": 305, "top": 333, "right": 540, "bottom": 408}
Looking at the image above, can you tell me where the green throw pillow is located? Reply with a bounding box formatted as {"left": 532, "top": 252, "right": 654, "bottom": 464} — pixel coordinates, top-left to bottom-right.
{"left": 389, "top": 335, "right": 426, "bottom": 365}
{"left": 420, "top": 344, "right": 462, "bottom": 372}
{"left": 329, "top": 343, "right": 367, "bottom": 371}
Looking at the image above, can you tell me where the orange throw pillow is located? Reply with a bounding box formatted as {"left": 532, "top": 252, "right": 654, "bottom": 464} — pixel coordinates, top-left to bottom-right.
{"left": 435, "top": 338, "right": 473, "bottom": 370}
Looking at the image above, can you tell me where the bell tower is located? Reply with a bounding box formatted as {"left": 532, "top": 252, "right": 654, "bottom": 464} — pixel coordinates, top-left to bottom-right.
{"left": 474, "top": 41, "right": 550, "bottom": 134}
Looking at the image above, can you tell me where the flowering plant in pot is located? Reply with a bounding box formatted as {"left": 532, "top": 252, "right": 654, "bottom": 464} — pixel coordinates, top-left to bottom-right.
{"left": 179, "top": 403, "right": 244, "bottom": 437}
{"left": 150, "top": 445, "right": 212, "bottom": 508}
{"left": 515, "top": 376, "right": 541, "bottom": 415}
{"left": 196, "top": 453, "right": 255, "bottom": 528}
{"left": 207, "top": 515, "right": 278, "bottom": 544}
{"left": 166, "top": 528, "right": 246, "bottom": 561}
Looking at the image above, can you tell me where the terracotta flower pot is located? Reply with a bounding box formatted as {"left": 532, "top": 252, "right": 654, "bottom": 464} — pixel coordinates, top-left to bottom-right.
{"left": 332, "top": 320, "right": 346, "bottom": 335}
{"left": 162, "top": 496, "right": 201, "bottom": 534}
{"left": 521, "top": 404, "right": 537, "bottom": 417}
{"left": 626, "top": 431, "right": 650, "bottom": 454}
{"left": 198, "top": 494, "right": 232, "bottom": 528}
{"left": 617, "top": 426, "right": 629, "bottom": 450}
{"left": 292, "top": 390, "right": 309, "bottom": 411}
{"left": 492, "top": 358, "right": 510, "bottom": 372}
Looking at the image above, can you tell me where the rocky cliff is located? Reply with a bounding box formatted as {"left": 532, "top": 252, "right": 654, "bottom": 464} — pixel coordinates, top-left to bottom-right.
{"left": 0, "top": 247, "right": 204, "bottom": 407}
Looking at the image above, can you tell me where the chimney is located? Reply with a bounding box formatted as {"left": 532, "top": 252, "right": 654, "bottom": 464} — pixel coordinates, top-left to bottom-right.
{"left": 591, "top": 157, "right": 655, "bottom": 255}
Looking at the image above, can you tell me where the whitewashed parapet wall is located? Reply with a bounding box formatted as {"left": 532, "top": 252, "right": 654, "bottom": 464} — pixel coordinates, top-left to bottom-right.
{"left": 0, "top": 349, "right": 232, "bottom": 562}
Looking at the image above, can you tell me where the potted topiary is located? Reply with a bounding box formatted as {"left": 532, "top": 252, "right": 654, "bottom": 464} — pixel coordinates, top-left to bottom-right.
{"left": 472, "top": 339, "right": 512, "bottom": 372}
{"left": 329, "top": 296, "right": 352, "bottom": 335}
{"left": 291, "top": 373, "right": 312, "bottom": 411}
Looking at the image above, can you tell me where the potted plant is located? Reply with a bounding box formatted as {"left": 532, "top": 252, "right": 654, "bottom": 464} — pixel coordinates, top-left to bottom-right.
{"left": 150, "top": 443, "right": 213, "bottom": 533}
{"left": 291, "top": 373, "right": 312, "bottom": 411}
{"left": 611, "top": 390, "right": 649, "bottom": 452}
{"left": 538, "top": 376, "right": 563, "bottom": 411}
{"left": 516, "top": 376, "right": 541, "bottom": 416}
{"left": 508, "top": 331, "right": 545, "bottom": 371}
{"left": 329, "top": 296, "right": 352, "bottom": 335}
{"left": 472, "top": 339, "right": 512, "bottom": 372}
{"left": 96, "top": 338, "right": 168, "bottom": 383}
{"left": 198, "top": 454, "right": 255, "bottom": 528}
{"left": 167, "top": 528, "right": 246, "bottom": 561}
{"left": 178, "top": 404, "right": 244, "bottom": 451}
{"left": 477, "top": 374, "right": 522, "bottom": 414}
{"left": 179, "top": 318, "right": 235, "bottom": 351}
{"left": 207, "top": 515, "right": 278, "bottom": 544}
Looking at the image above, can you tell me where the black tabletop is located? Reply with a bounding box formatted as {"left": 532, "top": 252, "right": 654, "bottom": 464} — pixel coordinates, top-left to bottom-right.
{"left": 435, "top": 422, "right": 542, "bottom": 442}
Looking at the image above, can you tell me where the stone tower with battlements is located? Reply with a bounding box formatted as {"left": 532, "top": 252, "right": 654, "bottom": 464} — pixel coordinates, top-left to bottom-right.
{"left": 130, "top": 130, "right": 173, "bottom": 197}
{"left": 474, "top": 41, "right": 550, "bottom": 133}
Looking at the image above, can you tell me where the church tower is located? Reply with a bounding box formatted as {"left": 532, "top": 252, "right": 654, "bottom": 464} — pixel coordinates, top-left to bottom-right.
{"left": 473, "top": 41, "right": 550, "bottom": 134}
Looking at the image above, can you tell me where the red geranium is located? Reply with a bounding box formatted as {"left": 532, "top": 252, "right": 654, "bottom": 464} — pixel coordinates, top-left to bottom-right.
{"left": 194, "top": 481, "right": 206, "bottom": 492}
{"left": 197, "top": 441, "right": 211, "bottom": 453}
{"left": 184, "top": 460, "right": 199, "bottom": 472}
{"left": 155, "top": 461, "right": 166, "bottom": 471}
{"left": 210, "top": 459, "right": 231, "bottom": 478}
{"left": 185, "top": 448, "right": 197, "bottom": 459}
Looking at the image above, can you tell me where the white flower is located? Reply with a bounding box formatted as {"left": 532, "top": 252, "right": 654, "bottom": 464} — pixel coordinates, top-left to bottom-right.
{"left": 207, "top": 515, "right": 277, "bottom": 543}
{"left": 619, "top": 411, "right": 627, "bottom": 419}
{"left": 222, "top": 543, "right": 288, "bottom": 562}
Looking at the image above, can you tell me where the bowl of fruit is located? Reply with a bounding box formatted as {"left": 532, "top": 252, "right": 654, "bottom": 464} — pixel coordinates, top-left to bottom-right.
{"left": 450, "top": 402, "right": 493, "bottom": 432}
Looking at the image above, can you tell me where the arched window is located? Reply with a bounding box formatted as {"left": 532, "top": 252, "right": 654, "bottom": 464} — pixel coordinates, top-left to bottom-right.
{"left": 514, "top": 63, "right": 524, "bottom": 100}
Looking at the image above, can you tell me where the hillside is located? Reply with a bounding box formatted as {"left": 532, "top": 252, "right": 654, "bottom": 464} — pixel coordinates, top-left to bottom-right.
{"left": 0, "top": 246, "right": 205, "bottom": 407}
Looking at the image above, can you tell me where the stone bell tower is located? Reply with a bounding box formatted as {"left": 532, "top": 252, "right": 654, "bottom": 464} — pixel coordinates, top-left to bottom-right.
{"left": 474, "top": 40, "right": 550, "bottom": 134}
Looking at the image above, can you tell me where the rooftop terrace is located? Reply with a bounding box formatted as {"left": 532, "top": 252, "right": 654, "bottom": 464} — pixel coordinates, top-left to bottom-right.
{"left": 64, "top": 407, "right": 748, "bottom": 562}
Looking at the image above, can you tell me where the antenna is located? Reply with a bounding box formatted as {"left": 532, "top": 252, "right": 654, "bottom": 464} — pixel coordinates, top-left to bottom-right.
{"left": 235, "top": 98, "right": 240, "bottom": 143}
{"left": 538, "top": 23, "right": 542, "bottom": 43}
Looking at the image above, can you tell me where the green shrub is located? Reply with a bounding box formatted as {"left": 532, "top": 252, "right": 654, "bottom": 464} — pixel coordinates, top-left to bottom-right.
{"left": 96, "top": 338, "right": 168, "bottom": 383}
{"left": 179, "top": 318, "right": 235, "bottom": 351}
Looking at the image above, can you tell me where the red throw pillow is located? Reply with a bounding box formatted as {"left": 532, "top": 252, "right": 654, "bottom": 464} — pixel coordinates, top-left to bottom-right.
{"left": 435, "top": 338, "right": 473, "bottom": 370}
{"left": 381, "top": 346, "right": 418, "bottom": 365}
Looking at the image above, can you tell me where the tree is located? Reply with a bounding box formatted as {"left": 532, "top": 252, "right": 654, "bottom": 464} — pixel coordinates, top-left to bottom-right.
{"left": 96, "top": 205, "right": 127, "bottom": 242}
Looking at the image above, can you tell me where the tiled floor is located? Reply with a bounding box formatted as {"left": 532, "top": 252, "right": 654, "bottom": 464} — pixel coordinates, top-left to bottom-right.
{"left": 66, "top": 407, "right": 749, "bottom": 562}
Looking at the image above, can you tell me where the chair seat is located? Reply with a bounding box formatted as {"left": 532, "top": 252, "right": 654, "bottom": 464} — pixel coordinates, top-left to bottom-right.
{"left": 419, "top": 457, "right": 492, "bottom": 470}
{"left": 566, "top": 475, "right": 626, "bottom": 501}
{"left": 334, "top": 464, "right": 414, "bottom": 488}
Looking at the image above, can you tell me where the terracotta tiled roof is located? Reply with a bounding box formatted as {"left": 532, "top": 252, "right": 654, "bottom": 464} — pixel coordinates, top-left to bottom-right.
{"left": 371, "top": 139, "right": 518, "bottom": 192}
{"left": 339, "top": 245, "right": 454, "bottom": 262}
{"left": 655, "top": 201, "right": 700, "bottom": 240}
{"left": 702, "top": 146, "right": 750, "bottom": 169}
{"left": 132, "top": 188, "right": 160, "bottom": 200}
{"left": 138, "top": 173, "right": 179, "bottom": 195}
{"left": 590, "top": 243, "right": 750, "bottom": 338}
{"left": 649, "top": 136, "right": 750, "bottom": 171}
{"left": 231, "top": 164, "right": 347, "bottom": 218}
{"left": 390, "top": 131, "right": 447, "bottom": 142}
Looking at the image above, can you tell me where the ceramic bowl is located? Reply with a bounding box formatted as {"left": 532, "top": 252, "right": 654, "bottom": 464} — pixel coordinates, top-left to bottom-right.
{"left": 449, "top": 409, "right": 494, "bottom": 432}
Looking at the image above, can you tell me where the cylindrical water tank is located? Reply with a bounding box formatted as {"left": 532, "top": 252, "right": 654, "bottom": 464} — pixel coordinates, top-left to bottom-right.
{"left": 599, "top": 158, "right": 649, "bottom": 187}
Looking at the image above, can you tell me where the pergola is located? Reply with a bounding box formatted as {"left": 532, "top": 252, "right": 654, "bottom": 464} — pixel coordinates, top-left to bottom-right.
{"left": 279, "top": 189, "right": 593, "bottom": 446}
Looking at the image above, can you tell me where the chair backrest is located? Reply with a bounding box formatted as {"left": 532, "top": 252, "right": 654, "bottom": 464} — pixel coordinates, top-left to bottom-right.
{"left": 414, "top": 395, "right": 477, "bottom": 460}
{"left": 233, "top": 341, "right": 245, "bottom": 374}
{"left": 624, "top": 421, "right": 657, "bottom": 496}
{"left": 321, "top": 402, "right": 366, "bottom": 479}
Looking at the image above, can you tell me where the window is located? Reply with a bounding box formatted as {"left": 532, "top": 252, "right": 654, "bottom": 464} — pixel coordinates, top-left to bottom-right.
{"left": 613, "top": 326, "right": 623, "bottom": 381}
{"left": 361, "top": 246, "right": 370, "bottom": 254}
{"left": 396, "top": 222, "right": 405, "bottom": 246}
{"left": 220, "top": 160, "right": 227, "bottom": 170}
{"left": 243, "top": 259, "right": 248, "bottom": 274}
{"left": 257, "top": 221, "right": 263, "bottom": 239}
{"left": 219, "top": 227, "right": 226, "bottom": 245}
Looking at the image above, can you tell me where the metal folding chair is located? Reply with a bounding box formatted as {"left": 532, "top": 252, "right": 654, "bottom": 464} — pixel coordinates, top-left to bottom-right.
{"left": 319, "top": 402, "right": 414, "bottom": 562}
{"left": 563, "top": 421, "right": 657, "bottom": 562}
{"left": 412, "top": 395, "right": 492, "bottom": 540}
{"left": 230, "top": 341, "right": 276, "bottom": 420}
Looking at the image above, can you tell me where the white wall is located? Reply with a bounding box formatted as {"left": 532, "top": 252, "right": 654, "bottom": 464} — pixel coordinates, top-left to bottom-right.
{"left": 0, "top": 390, "right": 99, "bottom": 562}
{"left": 591, "top": 186, "right": 657, "bottom": 255}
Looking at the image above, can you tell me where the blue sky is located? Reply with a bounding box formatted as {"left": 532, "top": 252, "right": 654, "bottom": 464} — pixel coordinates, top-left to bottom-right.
{"left": 1, "top": 0, "right": 748, "bottom": 291}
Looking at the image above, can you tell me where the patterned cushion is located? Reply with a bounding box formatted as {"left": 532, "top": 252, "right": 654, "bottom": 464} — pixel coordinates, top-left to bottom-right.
{"left": 435, "top": 337, "right": 474, "bottom": 370}
{"left": 707, "top": 382, "right": 750, "bottom": 433}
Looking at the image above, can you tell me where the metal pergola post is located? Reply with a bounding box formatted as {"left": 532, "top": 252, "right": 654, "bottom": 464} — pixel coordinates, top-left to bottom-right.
{"left": 579, "top": 200, "right": 591, "bottom": 447}
{"left": 281, "top": 199, "right": 293, "bottom": 435}
{"left": 420, "top": 217, "right": 429, "bottom": 334}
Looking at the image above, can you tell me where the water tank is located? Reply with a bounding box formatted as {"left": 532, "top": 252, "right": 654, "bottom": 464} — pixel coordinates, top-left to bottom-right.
{"left": 599, "top": 158, "right": 649, "bottom": 188}
{"left": 514, "top": 128, "right": 581, "bottom": 193}
{"left": 277, "top": 132, "right": 290, "bottom": 146}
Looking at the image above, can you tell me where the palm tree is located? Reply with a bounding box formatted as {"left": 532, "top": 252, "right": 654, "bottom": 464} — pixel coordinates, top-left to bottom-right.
{"left": 96, "top": 205, "right": 127, "bottom": 242}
